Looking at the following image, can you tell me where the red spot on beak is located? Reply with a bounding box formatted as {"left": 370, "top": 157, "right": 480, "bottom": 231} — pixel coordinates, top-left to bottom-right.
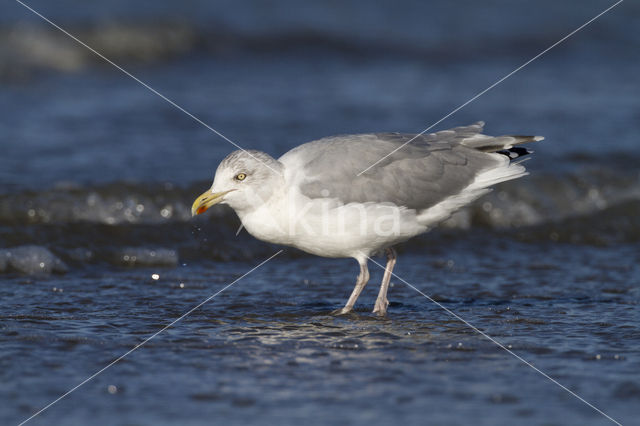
{"left": 197, "top": 206, "right": 208, "bottom": 215}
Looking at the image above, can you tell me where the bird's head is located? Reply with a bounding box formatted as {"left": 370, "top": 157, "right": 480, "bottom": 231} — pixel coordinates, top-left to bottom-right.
{"left": 191, "top": 150, "right": 284, "bottom": 216}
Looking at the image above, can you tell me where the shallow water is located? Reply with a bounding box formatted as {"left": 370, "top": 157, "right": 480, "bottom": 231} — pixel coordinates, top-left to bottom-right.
{"left": 3, "top": 237, "right": 639, "bottom": 425}
{"left": 2, "top": 1, "right": 639, "bottom": 425}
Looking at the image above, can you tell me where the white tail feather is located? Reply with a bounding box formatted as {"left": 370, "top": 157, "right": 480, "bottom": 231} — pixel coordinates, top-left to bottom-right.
{"left": 417, "top": 156, "right": 527, "bottom": 226}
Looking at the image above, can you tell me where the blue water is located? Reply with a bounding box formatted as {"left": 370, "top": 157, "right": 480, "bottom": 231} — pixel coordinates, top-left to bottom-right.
{"left": 1, "top": 1, "right": 639, "bottom": 425}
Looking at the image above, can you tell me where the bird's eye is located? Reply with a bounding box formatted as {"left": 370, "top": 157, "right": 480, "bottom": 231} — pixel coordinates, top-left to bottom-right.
{"left": 235, "top": 173, "right": 247, "bottom": 181}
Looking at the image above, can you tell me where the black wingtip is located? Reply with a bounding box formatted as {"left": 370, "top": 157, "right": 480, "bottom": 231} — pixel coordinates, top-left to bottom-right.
{"left": 497, "top": 146, "right": 531, "bottom": 160}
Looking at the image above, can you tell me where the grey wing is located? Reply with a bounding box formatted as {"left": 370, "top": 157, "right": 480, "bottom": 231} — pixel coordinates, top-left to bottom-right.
{"left": 279, "top": 122, "right": 503, "bottom": 210}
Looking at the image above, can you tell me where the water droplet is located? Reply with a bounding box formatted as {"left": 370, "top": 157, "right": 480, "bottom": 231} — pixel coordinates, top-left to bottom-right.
{"left": 107, "top": 385, "right": 118, "bottom": 394}
{"left": 160, "top": 206, "right": 173, "bottom": 218}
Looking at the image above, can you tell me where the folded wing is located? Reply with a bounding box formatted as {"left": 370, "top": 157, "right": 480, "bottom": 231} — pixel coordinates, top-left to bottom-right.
{"left": 279, "top": 122, "right": 541, "bottom": 211}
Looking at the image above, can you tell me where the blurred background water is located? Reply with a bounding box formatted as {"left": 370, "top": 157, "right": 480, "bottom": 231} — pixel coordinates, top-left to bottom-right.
{"left": 1, "top": 1, "right": 639, "bottom": 425}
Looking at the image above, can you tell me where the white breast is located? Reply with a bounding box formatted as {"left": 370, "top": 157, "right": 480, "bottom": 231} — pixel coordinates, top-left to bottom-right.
{"left": 237, "top": 186, "right": 427, "bottom": 259}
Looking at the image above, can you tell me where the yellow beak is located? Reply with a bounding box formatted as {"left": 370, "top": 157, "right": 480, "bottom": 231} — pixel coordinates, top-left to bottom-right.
{"left": 191, "top": 189, "right": 234, "bottom": 216}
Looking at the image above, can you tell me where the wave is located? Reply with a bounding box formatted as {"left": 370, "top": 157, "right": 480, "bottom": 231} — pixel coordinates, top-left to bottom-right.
{"left": 0, "top": 169, "right": 638, "bottom": 274}
{"left": 0, "top": 19, "right": 599, "bottom": 81}
{"left": 1, "top": 22, "right": 198, "bottom": 80}
{"left": 3, "top": 169, "right": 638, "bottom": 228}
{"left": 2, "top": 171, "right": 638, "bottom": 226}
{"left": 3, "top": 0, "right": 635, "bottom": 82}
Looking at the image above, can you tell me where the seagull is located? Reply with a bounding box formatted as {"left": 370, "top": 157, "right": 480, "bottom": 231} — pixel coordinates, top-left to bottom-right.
{"left": 192, "top": 122, "right": 543, "bottom": 316}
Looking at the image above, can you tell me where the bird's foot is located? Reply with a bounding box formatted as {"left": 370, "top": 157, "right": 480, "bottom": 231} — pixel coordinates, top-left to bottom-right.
{"left": 372, "top": 299, "right": 389, "bottom": 317}
{"left": 331, "top": 307, "right": 353, "bottom": 316}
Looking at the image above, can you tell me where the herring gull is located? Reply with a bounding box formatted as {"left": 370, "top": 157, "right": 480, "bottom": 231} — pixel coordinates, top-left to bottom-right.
{"left": 191, "top": 122, "right": 543, "bottom": 316}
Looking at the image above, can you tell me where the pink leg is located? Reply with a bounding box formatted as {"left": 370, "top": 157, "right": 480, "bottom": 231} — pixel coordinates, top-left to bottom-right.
{"left": 373, "top": 247, "right": 397, "bottom": 316}
{"left": 333, "top": 259, "right": 369, "bottom": 315}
